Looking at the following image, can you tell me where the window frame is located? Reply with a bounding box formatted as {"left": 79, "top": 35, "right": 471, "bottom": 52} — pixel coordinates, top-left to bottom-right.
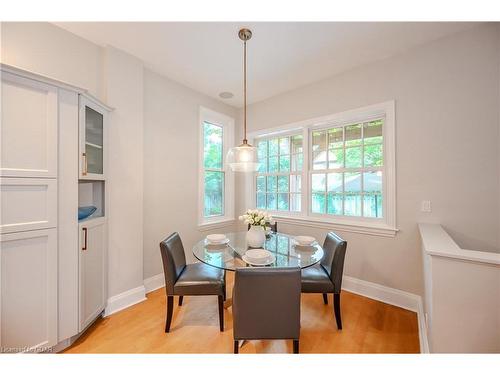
{"left": 255, "top": 132, "right": 304, "bottom": 213}
{"left": 308, "top": 119, "right": 385, "bottom": 221}
{"left": 198, "top": 107, "right": 235, "bottom": 230}
{"left": 247, "top": 101, "right": 397, "bottom": 237}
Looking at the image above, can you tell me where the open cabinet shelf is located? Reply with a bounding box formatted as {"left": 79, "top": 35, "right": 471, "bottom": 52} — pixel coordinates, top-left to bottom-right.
{"left": 78, "top": 180, "right": 105, "bottom": 222}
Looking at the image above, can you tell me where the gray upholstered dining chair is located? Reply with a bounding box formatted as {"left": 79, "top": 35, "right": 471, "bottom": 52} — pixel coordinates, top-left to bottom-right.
{"left": 301, "top": 232, "right": 347, "bottom": 330}
{"left": 232, "top": 267, "right": 301, "bottom": 354}
{"left": 159, "top": 232, "right": 226, "bottom": 332}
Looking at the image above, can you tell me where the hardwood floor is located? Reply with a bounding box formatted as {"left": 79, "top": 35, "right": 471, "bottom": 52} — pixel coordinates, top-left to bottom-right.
{"left": 63, "top": 274, "right": 420, "bottom": 354}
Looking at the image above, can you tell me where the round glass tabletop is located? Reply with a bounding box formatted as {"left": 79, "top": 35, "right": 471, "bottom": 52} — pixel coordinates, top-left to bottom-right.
{"left": 192, "top": 231, "right": 324, "bottom": 271}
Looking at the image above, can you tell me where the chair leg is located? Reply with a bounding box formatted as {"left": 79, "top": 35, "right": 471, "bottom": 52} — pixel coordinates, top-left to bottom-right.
{"left": 333, "top": 293, "right": 342, "bottom": 330}
{"left": 234, "top": 340, "right": 239, "bottom": 354}
{"left": 178, "top": 295, "right": 183, "bottom": 306}
{"left": 218, "top": 295, "right": 224, "bottom": 332}
{"left": 165, "top": 295, "right": 174, "bottom": 333}
{"left": 293, "top": 339, "right": 299, "bottom": 354}
{"left": 322, "top": 293, "right": 328, "bottom": 305}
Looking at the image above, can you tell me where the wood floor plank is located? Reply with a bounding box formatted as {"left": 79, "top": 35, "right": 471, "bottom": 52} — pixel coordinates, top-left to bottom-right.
{"left": 63, "top": 274, "right": 419, "bottom": 354}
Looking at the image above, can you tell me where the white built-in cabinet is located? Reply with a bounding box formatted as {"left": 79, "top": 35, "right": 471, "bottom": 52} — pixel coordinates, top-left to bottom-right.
{"left": 77, "top": 97, "right": 108, "bottom": 331}
{"left": 78, "top": 217, "right": 106, "bottom": 331}
{"left": 0, "top": 64, "right": 111, "bottom": 352}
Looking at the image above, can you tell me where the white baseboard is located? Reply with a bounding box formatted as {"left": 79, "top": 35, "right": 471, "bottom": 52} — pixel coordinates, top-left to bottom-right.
{"left": 104, "top": 285, "right": 146, "bottom": 317}
{"left": 144, "top": 273, "right": 165, "bottom": 294}
{"left": 342, "top": 275, "right": 420, "bottom": 311}
{"left": 342, "top": 275, "right": 429, "bottom": 353}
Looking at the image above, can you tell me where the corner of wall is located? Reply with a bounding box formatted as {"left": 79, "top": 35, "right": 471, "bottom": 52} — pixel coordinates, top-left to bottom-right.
{"left": 103, "top": 45, "right": 145, "bottom": 298}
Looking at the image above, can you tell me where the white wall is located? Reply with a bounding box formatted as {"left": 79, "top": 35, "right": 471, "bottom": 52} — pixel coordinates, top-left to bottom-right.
{"left": 104, "top": 46, "right": 145, "bottom": 296}
{"left": 142, "top": 69, "right": 238, "bottom": 279}
{"left": 240, "top": 24, "right": 500, "bottom": 294}
{"left": 1, "top": 22, "right": 104, "bottom": 100}
{"left": 496, "top": 24, "right": 500, "bottom": 253}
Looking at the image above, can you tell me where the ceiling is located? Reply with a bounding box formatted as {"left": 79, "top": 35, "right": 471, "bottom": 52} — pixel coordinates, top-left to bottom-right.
{"left": 54, "top": 22, "right": 478, "bottom": 107}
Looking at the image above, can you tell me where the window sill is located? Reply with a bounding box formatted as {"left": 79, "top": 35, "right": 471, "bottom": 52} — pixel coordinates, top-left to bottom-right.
{"left": 271, "top": 214, "right": 399, "bottom": 238}
{"left": 197, "top": 218, "right": 236, "bottom": 232}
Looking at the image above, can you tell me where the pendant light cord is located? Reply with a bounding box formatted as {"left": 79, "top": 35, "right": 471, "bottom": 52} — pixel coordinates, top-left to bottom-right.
{"left": 243, "top": 39, "right": 247, "bottom": 144}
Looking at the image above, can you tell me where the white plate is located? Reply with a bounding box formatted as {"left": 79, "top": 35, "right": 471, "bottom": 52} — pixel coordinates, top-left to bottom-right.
{"left": 294, "top": 235, "right": 316, "bottom": 246}
{"left": 242, "top": 253, "right": 276, "bottom": 266}
{"left": 206, "top": 238, "right": 230, "bottom": 245}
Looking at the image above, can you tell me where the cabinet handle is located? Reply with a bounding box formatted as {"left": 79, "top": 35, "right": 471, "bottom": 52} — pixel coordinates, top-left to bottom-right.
{"left": 82, "top": 228, "right": 87, "bottom": 251}
{"left": 82, "top": 152, "right": 87, "bottom": 176}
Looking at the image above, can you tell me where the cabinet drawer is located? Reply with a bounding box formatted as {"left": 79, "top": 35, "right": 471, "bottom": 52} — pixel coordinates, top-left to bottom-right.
{"left": 0, "top": 228, "right": 57, "bottom": 350}
{"left": 0, "top": 178, "right": 57, "bottom": 234}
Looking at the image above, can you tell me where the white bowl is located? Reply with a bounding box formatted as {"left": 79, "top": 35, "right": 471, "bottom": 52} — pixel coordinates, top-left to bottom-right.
{"left": 294, "top": 235, "right": 316, "bottom": 246}
{"left": 206, "top": 234, "right": 227, "bottom": 243}
{"left": 245, "top": 249, "right": 271, "bottom": 264}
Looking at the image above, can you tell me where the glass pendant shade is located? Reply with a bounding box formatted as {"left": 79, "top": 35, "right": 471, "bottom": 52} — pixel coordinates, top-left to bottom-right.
{"left": 228, "top": 28, "right": 258, "bottom": 173}
{"left": 226, "top": 143, "right": 259, "bottom": 172}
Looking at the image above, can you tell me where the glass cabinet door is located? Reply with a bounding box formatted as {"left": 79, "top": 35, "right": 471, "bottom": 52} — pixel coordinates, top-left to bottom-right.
{"left": 80, "top": 96, "right": 106, "bottom": 180}
{"left": 84, "top": 106, "right": 104, "bottom": 175}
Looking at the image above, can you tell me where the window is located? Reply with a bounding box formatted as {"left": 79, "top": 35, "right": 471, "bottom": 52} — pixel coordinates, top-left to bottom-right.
{"left": 249, "top": 101, "right": 396, "bottom": 237}
{"left": 310, "top": 119, "right": 383, "bottom": 218}
{"left": 203, "top": 122, "right": 224, "bottom": 217}
{"left": 255, "top": 134, "right": 303, "bottom": 212}
{"left": 199, "top": 107, "right": 234, "bottom": 228}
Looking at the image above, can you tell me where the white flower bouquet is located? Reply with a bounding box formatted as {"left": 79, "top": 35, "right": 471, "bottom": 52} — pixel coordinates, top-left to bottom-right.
{"left": 239, "top": 209, "right": 273, "bottom": 229}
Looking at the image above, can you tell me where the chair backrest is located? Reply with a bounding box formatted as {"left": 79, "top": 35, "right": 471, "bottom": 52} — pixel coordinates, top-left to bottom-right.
{"left": 232, "top": 267, "right": 300, "bottom": 341}
{"left": 159, "top": 232, "right": 187, "bottom": 295}
{"left": 320, "top": 232, "right": 347, "bottom": 293}
{"left": 247, "top": 221, "right": 278, "bottom": 232}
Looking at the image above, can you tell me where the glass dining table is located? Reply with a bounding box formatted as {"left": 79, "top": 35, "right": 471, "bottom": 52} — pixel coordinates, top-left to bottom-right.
{"left": 192, "top": 231, "right": 324, "bottom": 271}
{"left": 193, "top": 231, "right": 324, "bottom": 344}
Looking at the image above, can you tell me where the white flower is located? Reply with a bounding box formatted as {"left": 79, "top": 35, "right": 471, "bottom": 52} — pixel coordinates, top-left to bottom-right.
{"left": 238, "top": 215, "right": 243, "bottom": 221}
{"left": 260, "top": 219, "right": 265, "bottom": 225}
{"left": 249, "top": 218, "right": 255, "bottom": 224}
{"left": 244, "top": 219, "right": 250, "bottom": 224}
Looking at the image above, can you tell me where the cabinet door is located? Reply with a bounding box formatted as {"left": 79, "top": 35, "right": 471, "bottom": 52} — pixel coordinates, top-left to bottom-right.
{"left": 79, "top": 96, "right": 107, "bottom": 180}
{"left": 1, "top": 72, "right": 58, "bottom": 178}
{"left": 0, "top": 178, "right": 57, "bottom": 234}
{"left": 79, "top": 218, "right": 106, "bottom": 331}
{"left": 0, "top": 229, "right": 57, "bottom": 351}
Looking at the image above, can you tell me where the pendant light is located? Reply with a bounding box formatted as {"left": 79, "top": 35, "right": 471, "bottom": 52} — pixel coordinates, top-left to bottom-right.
{"left": 226, "top": 28, "right": 259, "bottom": 172}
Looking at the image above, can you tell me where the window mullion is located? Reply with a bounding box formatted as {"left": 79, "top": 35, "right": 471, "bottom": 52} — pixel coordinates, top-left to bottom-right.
{"left": 303, "top": 127, "right": 310, "bottom": 216}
